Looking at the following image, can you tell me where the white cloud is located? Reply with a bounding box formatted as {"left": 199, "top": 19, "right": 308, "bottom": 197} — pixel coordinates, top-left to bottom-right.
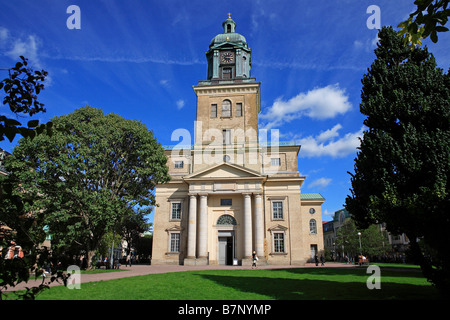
{"left": 0, "top": 27, "right": 9, "bottom": 42}
{"left": 309, "top": 177, "right": 332, "bottom": 189}
{"left": 0, "top": 28, "right": 51, "bottom": 85}
{"left": 322, "top": 209, "right": 335, "bottom": 222}
{"left": 297, "top": 124, "right": 364, "bottom": 158}
{"left": 353, "top": 33, "right": 379, "bottom": 52}
{"left": 159, "top": 79, "right": 169, "bottom": 87}
{"left": 5, "top": 34, "right": 42, "bottom": 67}
{"left": 176, "top": 99, "right": 185, "bottom": 110}
{"left": 259, "top": 84, "right": 352, "bottom": 129}
{"left": 316, "top": 124, "right": 342, "bottom": 143}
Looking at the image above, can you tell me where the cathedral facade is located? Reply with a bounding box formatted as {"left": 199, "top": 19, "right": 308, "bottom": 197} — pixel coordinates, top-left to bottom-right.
{"left": 152, "top": 15, "right": 325, "bottom": 266}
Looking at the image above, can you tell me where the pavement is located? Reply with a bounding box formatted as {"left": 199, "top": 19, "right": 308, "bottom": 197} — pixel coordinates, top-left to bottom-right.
{"left": 4, "top": 262, "right": 357, "bottom": 293}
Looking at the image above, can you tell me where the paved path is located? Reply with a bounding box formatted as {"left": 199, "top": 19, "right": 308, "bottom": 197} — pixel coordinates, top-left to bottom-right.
{"left": 4, "top": 262, "right": 357, "bottom": 292}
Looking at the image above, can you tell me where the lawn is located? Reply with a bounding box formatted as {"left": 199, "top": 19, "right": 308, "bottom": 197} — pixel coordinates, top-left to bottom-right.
{"left": 33, "top": 265, "right": 441, "bottom": 300}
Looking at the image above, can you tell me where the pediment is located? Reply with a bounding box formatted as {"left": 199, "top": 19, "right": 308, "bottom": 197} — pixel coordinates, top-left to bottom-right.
{"left": 165, "top": 225, "right": 183, "bottom": 232}
{"left": 184, "top": 163, "right": 263, "bottom": 180}
{"left": 268, "top": 224, "right": 288, "bottom": 232}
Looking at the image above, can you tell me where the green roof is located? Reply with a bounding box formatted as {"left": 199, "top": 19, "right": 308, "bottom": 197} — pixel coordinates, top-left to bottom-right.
{"left": 301, "top": 193, "right": 325, "bottom": 201}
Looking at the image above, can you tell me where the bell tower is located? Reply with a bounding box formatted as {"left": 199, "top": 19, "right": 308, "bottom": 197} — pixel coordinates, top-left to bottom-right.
{"left": 193, "top": 14, "right": 261, "bottom": 173}
{"left": 206, "top": 14, "right": 252, "bottom": 82}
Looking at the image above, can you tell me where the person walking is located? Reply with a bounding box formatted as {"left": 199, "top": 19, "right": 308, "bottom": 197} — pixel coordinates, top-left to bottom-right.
{"left": 314, "top": 254, "right": 319, "bottom": 266}
{"left": 320, "top": 255, "right": 325, "bottom": 266}
{"left": 126, "top": 252, "right": 132, "bottom": 267}
{"left": 252, "top": 251, "right": 258, "bottom": 269}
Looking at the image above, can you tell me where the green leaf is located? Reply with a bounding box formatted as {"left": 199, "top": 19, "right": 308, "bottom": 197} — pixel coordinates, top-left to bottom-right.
{"left": 27, "top": 120, "right": 39, "bottom": 128}
{"left": 4, "top": 118, "right": 22, "bottom": 126}
{"left": 430, "top": 30, "right": 438, "bottom": 42}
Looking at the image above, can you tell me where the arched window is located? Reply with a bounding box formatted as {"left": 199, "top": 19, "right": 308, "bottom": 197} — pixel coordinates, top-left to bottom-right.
{"left": 309, "top": 219, "right": 317, "bottom": 234}
{"left": 222, "top": 99, "right": 232, "bottom": 117}
{"left": 217, "top": 214, "right": 237, "bottom": 225}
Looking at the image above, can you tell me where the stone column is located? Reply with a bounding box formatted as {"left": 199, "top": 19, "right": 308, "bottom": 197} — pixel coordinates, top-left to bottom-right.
{"left": 197, "top": 194, "right": 208, "bottom": 260}
{"left": 254, "top": 193, "right": 264, "bottom": 257}
{"left": 243, "top": 193, "right": 253, "bottom": 258}
{"left": 186, "top": 194, "right": 197, "bottom": 258}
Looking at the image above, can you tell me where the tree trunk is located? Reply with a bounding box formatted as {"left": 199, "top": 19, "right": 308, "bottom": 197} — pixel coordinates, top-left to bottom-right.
{"left": 408, "top": 235, "right": 448, "bottom": 298}
{"left": 86, "top": 249, "right": 96, "bottom": 270}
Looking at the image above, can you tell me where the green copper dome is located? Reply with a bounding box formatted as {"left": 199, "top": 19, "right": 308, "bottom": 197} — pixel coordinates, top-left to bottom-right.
{"left": 204, "top": 14, "right": 254, "bottom": 83}
{"left": 209, "top": 15, "right": 248, "bottom": 48}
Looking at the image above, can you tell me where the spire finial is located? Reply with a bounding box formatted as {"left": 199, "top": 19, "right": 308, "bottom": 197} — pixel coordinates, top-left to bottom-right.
{"left": 228, "top": 12, "right": 231, "bottom": 19}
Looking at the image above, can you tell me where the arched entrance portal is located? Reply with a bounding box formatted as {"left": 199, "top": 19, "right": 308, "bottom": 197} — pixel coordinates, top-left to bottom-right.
{"left": 217, "top": 215, "right": 237, "bottom": 265}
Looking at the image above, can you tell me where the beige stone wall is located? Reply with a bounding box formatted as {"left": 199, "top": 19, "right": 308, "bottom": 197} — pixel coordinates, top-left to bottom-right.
{"left": 300, "top": 200, "right": 325, "bottom": 262}
{"left": 263, "top": 178, "right": 304, "bottom": 265}
{"left": 151, "top": 182, "right": 189, "bottom": 265}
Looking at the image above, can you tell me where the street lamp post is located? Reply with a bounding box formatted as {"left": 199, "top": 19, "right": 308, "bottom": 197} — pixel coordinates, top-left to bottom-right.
{"left": 358, "top": 232, "right": 362, "bottom": 256}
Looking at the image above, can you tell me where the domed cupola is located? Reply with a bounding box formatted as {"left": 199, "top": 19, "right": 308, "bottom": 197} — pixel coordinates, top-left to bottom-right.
{"left": 205, "top": 14, "right": 252, "bottom": 82}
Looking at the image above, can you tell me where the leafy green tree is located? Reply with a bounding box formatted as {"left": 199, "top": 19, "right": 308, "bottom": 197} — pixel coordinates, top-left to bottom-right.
{"left": 5, "top": 106, "right": 170, "bottom": 269}
{"left": 335, "top": 220, "right": 389, "bottom": 259}
{"left": 398, "top": 0, "right": 449, "bottom": 47}
{"left": 335, "top": 219, "right": 360, "bottom": 259}
{"left": 360, "top": 224, "right": 390, "bottom": 257}
{"left": 346, "top": 26, "right": 450, "bottom": 295}
{"left": 120, "top": 206, "right": 152, "bottom": 256}
{"left": 0, "top": 56, "right": 55, "bottom": 299}
{"left": 135, "top": 234, "right": 153, "bottom": 261}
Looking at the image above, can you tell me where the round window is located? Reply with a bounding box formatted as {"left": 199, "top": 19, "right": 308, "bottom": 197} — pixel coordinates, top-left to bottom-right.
{"left": 309, "top": 208, "right": 316, "bottom": 214}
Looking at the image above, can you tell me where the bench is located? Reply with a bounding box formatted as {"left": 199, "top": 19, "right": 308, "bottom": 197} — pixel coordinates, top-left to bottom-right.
{"left": 96, "top": 261, "right": 120, "bottom": 269}
{"left": 358, "top": 257, "right": 369, "bottom": 266}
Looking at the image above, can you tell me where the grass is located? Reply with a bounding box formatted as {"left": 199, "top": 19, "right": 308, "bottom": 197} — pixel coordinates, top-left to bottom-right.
{"left": 33, "top": 265, "right": 441, "bottom": 300}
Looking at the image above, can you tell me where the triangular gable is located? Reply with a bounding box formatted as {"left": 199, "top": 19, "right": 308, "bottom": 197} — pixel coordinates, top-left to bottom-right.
{"left": 184, "top": 162, "right": 263, "bottom": 180}
{"left": 209, "top": 42, "right": 249, "bottom": 51}
{"left": 268, "top": 224, "right": 288, "bottom": 232}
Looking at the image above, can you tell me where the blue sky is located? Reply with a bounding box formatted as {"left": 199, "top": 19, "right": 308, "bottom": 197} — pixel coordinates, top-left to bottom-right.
{"left": 1, "top": 0, "right": 449, "bottom": 223}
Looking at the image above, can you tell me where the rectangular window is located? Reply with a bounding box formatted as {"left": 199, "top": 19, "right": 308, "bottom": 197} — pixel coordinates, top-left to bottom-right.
{"left": 220, "top": 199, "right": 232, "bottom": 206}
{"left": 236, "top": 103, "right": 243, "bottom": 117}
{"left": 211, "top": 104, "right": 217, "bottom": 118}
{"left": 271, "top": 158, "right": 281, "bottom": 166}
{"left": 223, "top": 129, "right": 231, "bottom": 145}
{"left": 170, "top": 233, "right": 180, "bottom": 252}
{"left": 223, "top": 67, "right": 232, "bottom": 79}
{"left": 274, "top": 233, "right": 285, "bottom": 253}
{"left": 174, "top": 161, "right": 184, "bottom": 169}
{"left": 171, "top": 202, "right": 181, "bottom": 220}
{"left": 272, "top": 201, "right": 283, "bottom": 219}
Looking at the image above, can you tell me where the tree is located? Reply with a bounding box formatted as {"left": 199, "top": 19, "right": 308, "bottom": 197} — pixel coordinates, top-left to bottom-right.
{"left": 398, "top": 0, "right": 449, "bottom": 47}
{"left": 335, "top": 220, "right": 389, "bottom": 260}
{"left": 120, "top": 206, "right": 152, "bottom": 256}
{"left": 360, "top": 224, "right": 390, "bottom": 258}
{"left": 335, "top": 219, "right": 360, "bottom": 259}
{"left": 345, "top": 26, "right": 450, "bottom": 295}
{"left": 5, "top": 106, "right": 170, "bottom": 269}
{"left": 0, "top": 56, "right": 55, "bottom": 300}
{"left": 0, "top": 56, "right": 52, "bottom": 142}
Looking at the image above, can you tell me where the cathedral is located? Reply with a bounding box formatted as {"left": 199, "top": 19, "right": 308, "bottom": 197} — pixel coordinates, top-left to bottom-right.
{"left": 152, "top": 15, "right": 325, "bottom": 266}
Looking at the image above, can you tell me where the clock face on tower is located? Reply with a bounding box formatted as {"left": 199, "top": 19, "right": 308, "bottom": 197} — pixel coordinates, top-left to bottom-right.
{"left": 221, "top": 52, "right": 234, "bottom": 63}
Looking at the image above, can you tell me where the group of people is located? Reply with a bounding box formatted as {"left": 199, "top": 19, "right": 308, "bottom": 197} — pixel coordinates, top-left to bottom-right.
{"left": 314, "top": 254, "right": 325, "bottom": 266}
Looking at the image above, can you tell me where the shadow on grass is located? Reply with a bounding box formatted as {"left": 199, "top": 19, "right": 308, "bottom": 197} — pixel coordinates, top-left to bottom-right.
{"left": 195, "top": 268, "right": 440, "bottom": 300}
{"left": 279, "top": 267, "right": 425, "bottom": 279}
